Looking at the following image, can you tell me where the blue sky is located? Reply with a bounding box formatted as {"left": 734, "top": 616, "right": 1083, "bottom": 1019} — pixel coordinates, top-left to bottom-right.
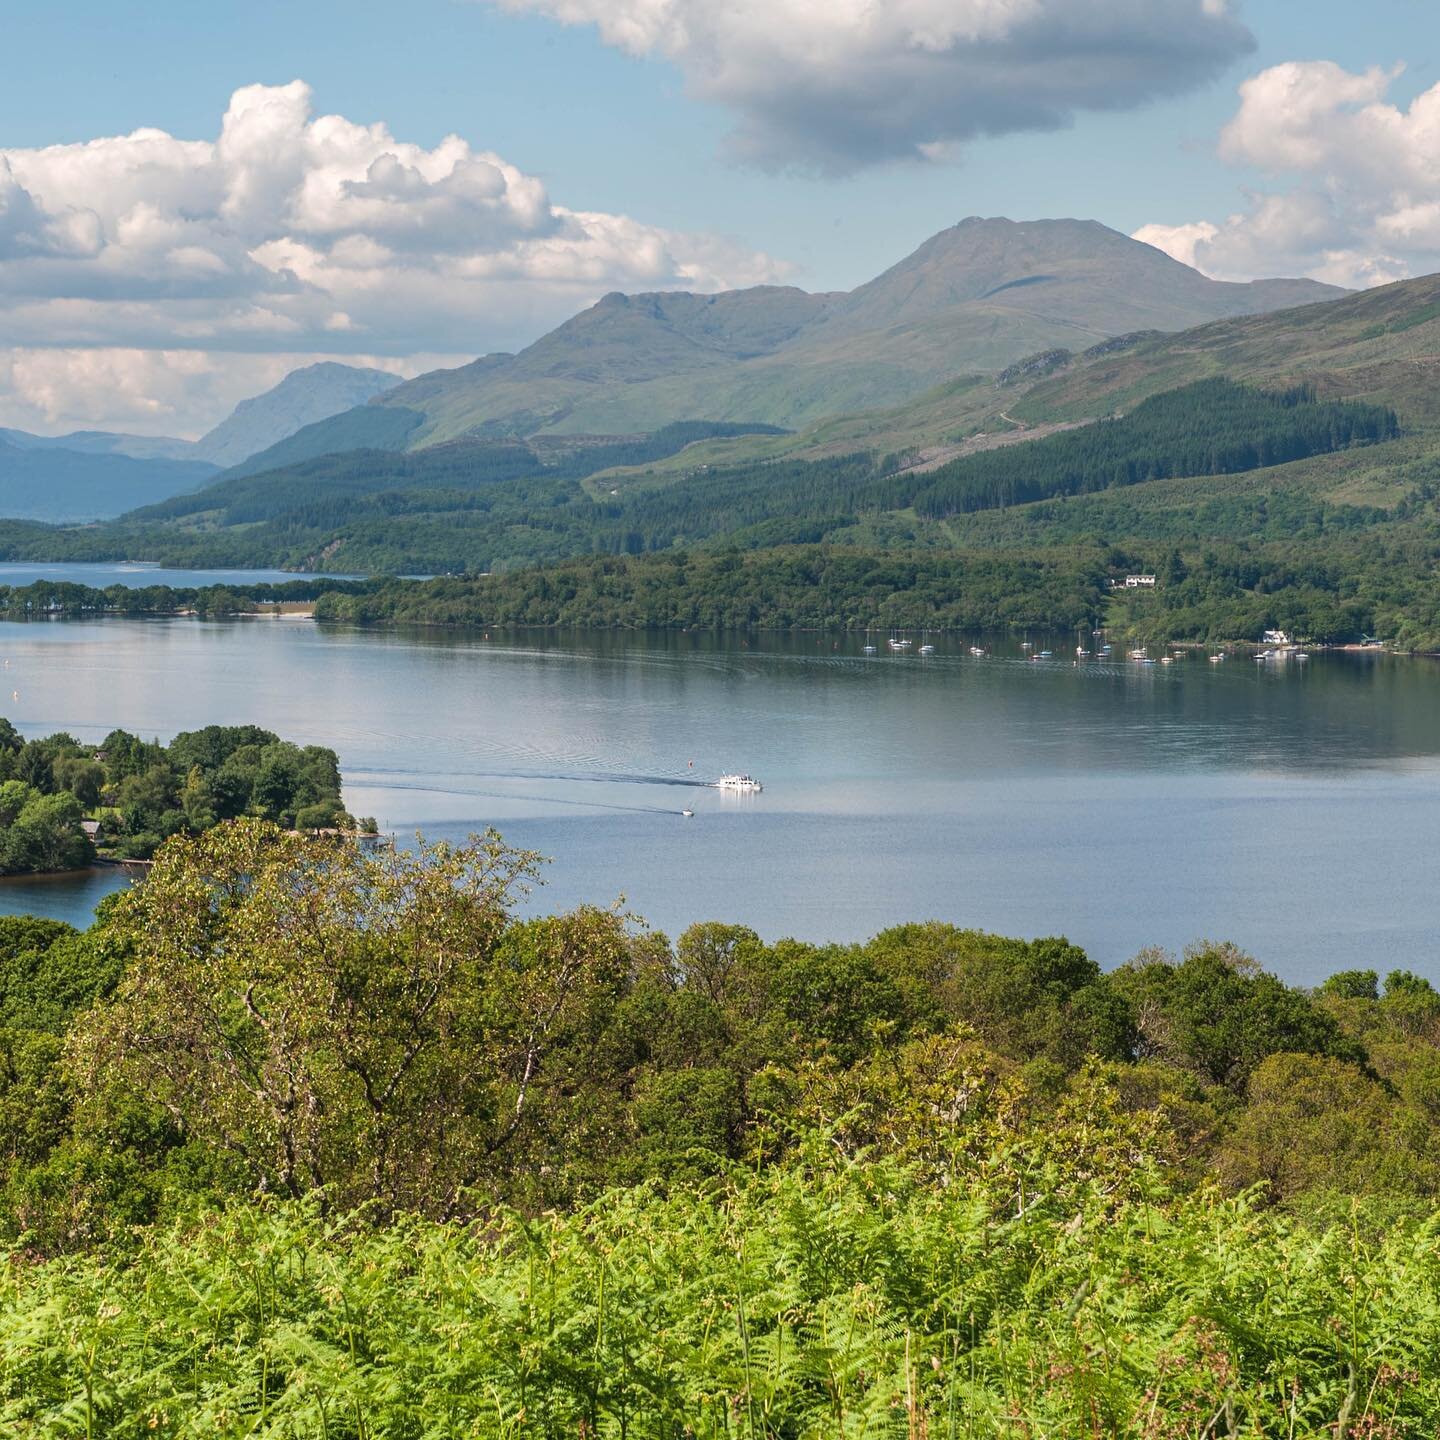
{"left": 5, "top": 0, "right": 1434, "bottom": 289}
{"left": 2, "top": 0, "right": 1439, "bottom": 433}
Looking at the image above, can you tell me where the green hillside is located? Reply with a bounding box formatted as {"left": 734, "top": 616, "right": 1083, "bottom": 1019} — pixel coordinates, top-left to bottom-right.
{"left": 1012, "top": 271, "right": 1440, "bottom": 428}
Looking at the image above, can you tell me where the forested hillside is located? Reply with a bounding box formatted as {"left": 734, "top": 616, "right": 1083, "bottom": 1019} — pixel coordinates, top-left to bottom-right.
{"left": 0, "top": 380, "right": 1393, "bottom": 579}
{"left": 5, "top": 821, "right": 1440, "bottom": 1431}
{"left": 132, "top": 420, "right": 788, "bottom": 528}
{"left": 1013, "top": 268, "right": 1440, "bottom": 428}
{"left": 901, "top": 379, "right": 1397, "bottom": 515}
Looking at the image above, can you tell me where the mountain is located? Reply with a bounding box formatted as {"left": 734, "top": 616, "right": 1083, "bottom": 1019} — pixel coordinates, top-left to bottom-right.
{"left": 0, "top": 428, "right": 198, "bottom": 463}
{"left": 1003, "top": 269, "right": 1440, "bottom": 430}
{"left": 191, "top": 362, "right": 405, "bottom": 468}
{"left": 0, "top": 362, "right": 407, "bottom": 520}
{"left": 290, "top": 217, "right": 1342, "bottom": 450}
{"left": 809, "top": 218, "right": 1338, "bottom": 342}
{"left": 0, "top": 437, "right": 219, "bottom": 523}
{"left": 34, "top": 262, "right": 1430, "bottom": 576}
{"left": 221, "top": 405, "right": 427, "bottom": 480}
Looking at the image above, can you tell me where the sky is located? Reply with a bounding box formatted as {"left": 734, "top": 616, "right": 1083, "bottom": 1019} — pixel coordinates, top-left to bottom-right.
{"left": 2, "top": 0, "right": 1438, "bottom": 437}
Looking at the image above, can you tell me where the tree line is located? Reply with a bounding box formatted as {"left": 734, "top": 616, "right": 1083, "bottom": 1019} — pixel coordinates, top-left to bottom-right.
{"left": 314, "top": 546, "right": 1110, "bottom": 632}
{"left": 0, "top": 722, "right": 359, "bottom": 869}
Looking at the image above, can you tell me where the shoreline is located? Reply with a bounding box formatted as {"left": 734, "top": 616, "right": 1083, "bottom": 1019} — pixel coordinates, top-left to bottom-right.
{"left": 0, "top": 859, "right": 146, "bottom": 887}
{"left": 0, "top": 598, "right": 1424, "bottom": 656}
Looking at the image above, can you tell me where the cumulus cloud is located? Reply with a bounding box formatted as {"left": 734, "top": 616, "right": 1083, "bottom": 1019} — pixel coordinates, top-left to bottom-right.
{"left": 0, "top": 349, "right": 466, "bottom": 439}
{"left": 1136, "top": 62, "right": 1440, "bottom": 288}
{"left": 492, "top": 0, "right": 1254, "bottom": 172}
{"left": 0, "top": 81, "right": 787, "bottom": 434}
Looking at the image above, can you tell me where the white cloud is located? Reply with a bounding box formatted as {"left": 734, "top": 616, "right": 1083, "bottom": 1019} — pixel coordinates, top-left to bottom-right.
{"left": 0, "top": 81, "right": 788, "bottom": 434}
{"left": 492, "top": 0, "right": 1253, "bottom": 172}
{"left": 1132, "top": 221, "right": 1219, "bottom": 271}
{"left": 0, "top": 349, "right": 465, "bottom": 439}
{"left": 1137, "top": 62, "right": 1440, "bottom": 288}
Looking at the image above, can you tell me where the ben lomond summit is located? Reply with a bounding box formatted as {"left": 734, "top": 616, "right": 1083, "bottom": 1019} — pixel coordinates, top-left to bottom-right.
{"left": 261, "top": 219, "right": 1346, "bottom": 457}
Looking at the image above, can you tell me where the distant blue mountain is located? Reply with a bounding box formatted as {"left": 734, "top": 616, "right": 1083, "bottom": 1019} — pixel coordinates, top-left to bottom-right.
{"left": 0, "top": 427, "right": 198, "bottom": 463}
{"left": 0, "top": 361, "right": 408, "bottom": 521}
{"left": 190, "top": 362, "right": 404, "bottom": 467}
{"left": 0, "top": 436, "right": 220, "bottom": 523}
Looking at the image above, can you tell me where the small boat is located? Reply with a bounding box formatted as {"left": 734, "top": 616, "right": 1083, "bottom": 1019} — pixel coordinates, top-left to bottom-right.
{"left": 918, "top": 643, "right": 935, "bottom": 655}
{"left": 1076, "top": 646, "right": 1089, "bottom": 657}
{"left": 1128, "top": 648, "right": 1147, "bottom": 660}
{"left": 862, "top": 644, "right": 877, "bottom": 653}
{"left": 1021, "top": 641, "right": 1033, "bottom": 650}
{"left": 1100, "top": 644, "right": 1112, "bottom": 654}
{"left": 1160, "top": 656, "right": 1173, "bottom": 665}
{"left": 887, "top": 637, "right": 912, "bottom": 651}
{"left": 1209, "top": 652, "right": 1225, "bottom": 663}
{"left": 714, "top": 773, "right": 763, "bottom": 793}
{"left": 681, "top": 809, "right": 694, "bottom": 818}
{"left": 969, "top": 645, "right": 986, "bottom": 656}
{"left": 1038, "top": 650, "right": 1053, "bottom": 658}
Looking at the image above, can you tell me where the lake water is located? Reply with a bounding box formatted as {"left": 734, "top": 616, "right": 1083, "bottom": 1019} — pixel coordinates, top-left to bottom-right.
{"left": 0, "top": 562, "right": 349, "bottom": 588}
{"left": 5, "top": 613, "right": 1439, "bottom": 984}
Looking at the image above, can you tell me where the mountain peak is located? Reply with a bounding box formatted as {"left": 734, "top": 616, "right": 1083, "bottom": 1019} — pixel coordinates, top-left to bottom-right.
{"left": 823, "top": 216, "right": 1345, "bottom": 338}
{"left": 192, "top": 363, "right": 405, "bottom": 468}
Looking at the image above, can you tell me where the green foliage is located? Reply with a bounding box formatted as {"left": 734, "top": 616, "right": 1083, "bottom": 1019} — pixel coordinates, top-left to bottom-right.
{"left": 0, "top": 785, "right": 93, "bottom": 874}
{"left": 1115, "top": 942, "right": 1366, "bottom": 1090}
{"left": 0, "top": 722, "right": 354, "bottom": 868}
{"left": 131, "top": 420, "right": 788, "bottom": 528}
{"left": 316, "top": 545, "right": 1109, "bottom": 631}
{"left": 902, "top": 379, "right": 1398, "bottom": 516}
{"left": 74, "top": 822, "right": 642, "bottom": 1215}
{"left": 0, "top": 825, "right": 1437, "bottom": 1423}
{"left": 5, "top": 1138, "right": 1440, "bottom": 1435}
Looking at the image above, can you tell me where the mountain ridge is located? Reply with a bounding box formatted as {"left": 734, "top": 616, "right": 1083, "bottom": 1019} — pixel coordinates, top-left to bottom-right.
{"left": 333, "top": 217, "right": 1344, "bottom": 449}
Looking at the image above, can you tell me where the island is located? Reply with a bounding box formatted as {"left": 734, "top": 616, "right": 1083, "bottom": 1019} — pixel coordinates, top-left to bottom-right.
{"left": 0, "top": 720, "right": 373, "bottom": 873}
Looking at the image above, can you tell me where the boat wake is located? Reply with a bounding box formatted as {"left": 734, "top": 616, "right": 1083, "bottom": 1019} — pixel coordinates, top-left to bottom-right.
{"left": 351, "top": 777, "right": 687, "bottom": 817}
{"left": 351, "top": 764, "right": 715, "bottom": 790}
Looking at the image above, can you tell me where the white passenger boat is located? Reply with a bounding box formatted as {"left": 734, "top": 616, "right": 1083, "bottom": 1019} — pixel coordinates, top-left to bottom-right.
{"left": 714, "top": 773, "right": 763, "bottom": 793}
